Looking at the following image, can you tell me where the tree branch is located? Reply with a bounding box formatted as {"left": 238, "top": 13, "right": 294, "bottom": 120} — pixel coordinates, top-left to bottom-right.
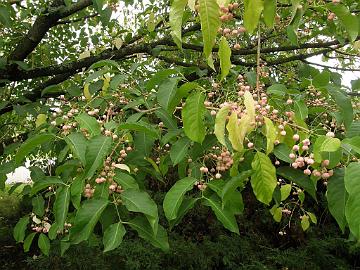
{"left": 8, "top": 0, "right": 93, "bottom": 62}
{"left": 302, "top": 60, "right": 360, "bottom": 72}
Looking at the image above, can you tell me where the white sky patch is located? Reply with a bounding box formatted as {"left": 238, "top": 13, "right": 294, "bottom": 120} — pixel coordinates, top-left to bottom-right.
{"left": 308, "top": 54, "right": 360, "bottom": 88}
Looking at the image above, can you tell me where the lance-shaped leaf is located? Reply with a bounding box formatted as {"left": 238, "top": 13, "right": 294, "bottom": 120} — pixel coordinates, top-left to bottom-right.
{"left": 219, "top": 36, "right": 231, "bottom": 80}
{"left": 103, "top": 222, "right": 126, "bottom": 252}
{"left": 163, "top": 177, "right": 197, "bottom": 221}
{"left": 214, "top": 105, "right": 230, "bottom": 146}
{"left": 263, "top": 117, "right": 277, "bottom": 155}
{"left": 243, "top": 91, "right": 255, "bottom": 126}
{"left": 244, "top": 0, "right": 264, "bottom": 34}
{"left": 121, "top": 189, "right": 159, "bottom": 233}
{"left": 13, "top": 216, "right": 29, "bottom": 243}
{"left": 294, "top": 100, "right": 308, "bottom": 120}
{"left": 84, "top": 135, "right": 112, "bottom": 179}
{"left": 54, "top": 186, "right": 71, "bottom": 231}
{"left": 326, "top": 168, "right": 347, "bottom": 233}
{"left": 170, "top": 0, "right": 188, "bottom": 48}
{"left": 182, "top": 91, "right": 206, "bottom": 143}
{"left": 15, "top": 133, "right": 55, "bottom": 164}
{"left": 113, "top": 171, "right": 139, "bottom": 190}
{"left": 251, "top": 152, "right": 277, "bottom": 205}
{"left": 127, "top": 216, "right": 169, "bottom": 251}
{"left": 157, "top": 78, "right": 179, "bottom": 112}
{"left": 170, "top": 137, "right": 191, "bottom": 165}
{"left": 226, "top": 112, "right": 241, "bottom": 151}
{"left": 75, "top": 113, "right": 101, "bottom": 137}
{"left": 31, "top": 177, "right": 64, "bottom": 196}
{"left": 70, "top": 199, "right": 108, "bottom": 244}
{"left": 118, "top": 122, "right": 159, "bottom": 139}
{"left": 169, "top": 197, "right": 199, "bottom": 228}
{"left": 38, "top": 233, "right": 50, "bottom": 256}
{"left": 23, "top": 232, "right": 36, "bottom": 252}
{"left": 328, "top": 3, "right": 359, "bottom": 42}
{"left": 65, "top": 132, "right": 88, "bottom": 166}
{"left": 263, "top": 0, "right": 276, "bottom": 28}
{"left": 199, "top": 0, "right": 220, "bottom": 69}
{"left": 203, "top": 194, "right": 239, "bottom": 234}
{"left": 221, "top": 170, "right": 252, "bottom": 207}
{"left": 345, "top": 163, "right": 360, "bottom": 239}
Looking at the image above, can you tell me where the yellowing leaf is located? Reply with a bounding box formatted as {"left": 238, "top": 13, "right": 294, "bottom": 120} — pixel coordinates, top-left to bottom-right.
{"left": 263, "top": 117, "right": 276, "bottom": 155}
{"left": 219, "top": 36, "right": 232, "bottom": 81}
{"left": 214, "top": 105, "right": 230, "bottom": 146}
{"left": 83, "top": 83, "right": 91, "bottom": 101}
{"left": 102, "top": 75, "right": 110, "bottom": 93}
{"left": 35, "top": 114, "right": 47, "bottom": 127}
{"left": 243, "top": 91, "right": 255, "bottom": 126}
{"left": 226, "top": 112, "right": 242, "bottom": 151}
{"left": 79, "top": 50, "right": 91, "bottom": 59}
{"left": 114, "top": 164, "right": 131, "bottom": 173}
{"left": 113, "top": 37, "right": 123, "bottom": 49}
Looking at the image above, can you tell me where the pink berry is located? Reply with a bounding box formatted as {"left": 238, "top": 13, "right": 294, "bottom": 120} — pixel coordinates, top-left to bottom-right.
{"left": 293, "top": 134, "right": 300, "bottom": 141}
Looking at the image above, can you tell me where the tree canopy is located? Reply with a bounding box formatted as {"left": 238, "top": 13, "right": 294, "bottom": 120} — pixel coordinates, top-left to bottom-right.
{"left": 0, "top": 0, "right": 360, "bottom": 255}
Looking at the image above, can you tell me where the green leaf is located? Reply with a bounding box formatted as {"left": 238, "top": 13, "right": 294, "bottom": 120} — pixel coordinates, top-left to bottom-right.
{"left": 214, "top": 105, "right": 230, "bottom": 146}
{"left": 75, "top": 113, "right": 101, "bottom": 137}
{"left": 328, "top": 3, "right": 359, "bottom": 42}
{"left": 274, "top": 144, "right": 292, "bottom": 163}
{"left": 226, "top": 112, "right": 241, "bottom": 151}
{"left": 32, "top": 196, "right": 45, "bottom": 217}
{"left": 327, "top": 85, "right": 353, "bottom": 130}
{"left": 182, "top": 91, "right": 206, "bottom": 143}
{"left": 70, "top": 199, "right": 108, "bottom": 244}
{"left": 263, "top": 117, "right": 276, "bottom": 155}
{"left": 221, "top": 170, "right": 252, "bottom": 207}
{"left": 38, "top": 233, "right": 50, "bottom": 256}
{"left": 23, "top": 233, "right": 36, "bottom": 252}
{"left": 219, "top": 36, "right": 232, "bottom": 80}
{"left": 31, "top": 177, "right": 64, "bottom": 196}
{"left": 301, "top": 215, "right": 310, "bottom": 231}
{"left": 342, "top": 137, "right": 360, "bottom": 155}
{"left": 118, "top": 122, "right": 159, "bottom": 139}
{"left": 203, "top": 194, "right": 239, "bottom": 234}
{"left": 267, "top": 84, "right": 287, "bottom": 96}
{"left": 65, "top": 133, "right": 88, "bottom": 166}
{"left": 127, "top": 216, "right": 169, "bottom": 251}
{"left": 103, "top": 222, "right": 126, "bottom": 252}
{"left": 163, "top": 177, "right": 197, "bottom": 221}
{"left": 155, "top": 109, "right": 178, "bottom": 130}
{"left": 84, "top": 135, "right": 112, "bottom": 179}
{"left": 71, "top": 177, "right": 84, "bottom": 209}
{"left": 170, "top": 137, "right": 191, "bottom": 165}
{"left": 280, "top": 184, "right": 291, "bottom": 201}
{"left": 0, "top": 6, "right": 12, "bottom": 27}
{"left": 170, "top": 0, "right": 188, "bottom": 48}
{"left": 54, "top": 186, "right": 71, "bottom": 231}
{"left": 251, "top": 152, "right": 277, "bottom": 205}
{"left": 320, "top": 137, "right": 341, "bottom": 152}
{"left": 121, "top": 189, "right": 158, "bottom": 233}
{"left": 347, "top": 121, "right": 360, "bottom": 138}
{"left": 169, "top": 197, "right": 199, "bottom": 228}
{"left": 307, "top": 212, "right": 317, "bottom": 224}
{"left": 157, "top": 78, "right": 179, "bottom": 112}
{"left": 294, "top": 100, "right": 308, "bottom": 120}
{"left": 35, "top": 114, "right": 47, "bottom": 127}
{"left": 13, "top": 216, "right": 29, "bottom": 243}
{"left": 244, "top": 91, "right": 256, "bottom": 125}
{"left": 270, "top": 205, "right": 282, "bottom": 222}
{"left": 277, "top": 167, "right": 317, "bottom": 200}
{"left": 48, "top": 223, "right": 58, "bottom": 240}
{"left": 263, "top": 0, "right": 276, "bottom": 28}
{"left": 15, "top": 133, "right": 55, "bottom": 164}
{"left": 244, "top": 0, "right": 264, "bottom": 34}
{"left": 113, "top": 171, "right": 139, "bottom": 190}
{"left": 199, "top": 0, "right": 220, "bottom": 69}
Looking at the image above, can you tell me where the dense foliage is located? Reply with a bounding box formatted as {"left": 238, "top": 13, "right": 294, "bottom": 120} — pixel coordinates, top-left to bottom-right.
{"left": 0, "top": 0, "right": 359, "bottom": 256}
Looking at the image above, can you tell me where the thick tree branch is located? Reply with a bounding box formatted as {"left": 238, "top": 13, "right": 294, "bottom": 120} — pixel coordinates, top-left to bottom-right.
{"left": 8, "top": 0, "right": 92, "bottom": 62}
{"left": 55, "top": 13, "right": 98, "bottom": 25}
